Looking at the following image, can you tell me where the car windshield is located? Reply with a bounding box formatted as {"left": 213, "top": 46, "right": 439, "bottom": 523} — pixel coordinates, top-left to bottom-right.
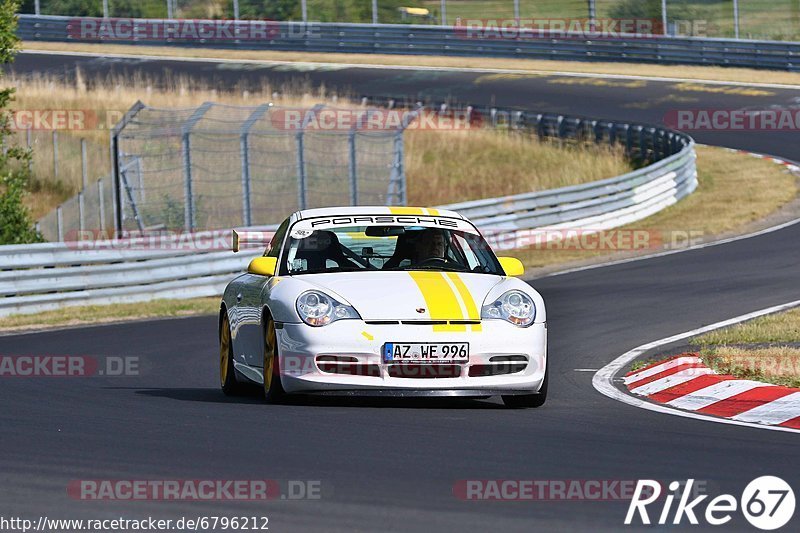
{"left": 280, "top": 224, "right": 502, "bottom": 276}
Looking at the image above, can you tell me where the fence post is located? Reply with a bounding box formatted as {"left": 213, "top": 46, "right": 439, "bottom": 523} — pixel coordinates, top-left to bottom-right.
{"left": 240, "top": 104, "right": 270, "bottom": 227}
{"left": 167, "top": 0, "right": 173, "bottom": 18}
{"left": 98, "top": 178, "right": 106, "bottom": 232}
{"left": 514, "top": 0, "right": 520, "bottom": 21}
{"left": 348, "top": 131, "right": 358, "bottom": 206}
{"left": 111, "top": 101, "right": 146, "bottom": 237}
{"left": 180, "top": 102, "right": 213, "bottom": 232}
{"left": 78, "top": 191, "right": 85, "bottom": 233}
{"left": 239, "top": 134, "right": 252, "bottom": 227}
{"left": 661, "top": 0, "right": 668, "bottom": 35}
{"left": 80, "top": 138, "right": 88, "bottom": 189}
{"left": 733, "top": 0, "right": 740, "bottom": 39}
{"left": 587, "top": 0, "right": 596, "bottom": 27}
{"left": 182, "top": 133, "right": 194, "bottom": 232}
{"left": 625, "top": 124, "right": 633, "bottom": 155}
{"left": 295, "top": 104, "right": 324, "bottom": 211}
{"left": 34, "top": 0, "right": 39, "bottom": 15}
{"left": 440, "top": 0, "right": 446, "bottom": 25}
{"left": 393, "top": 130, "right": 406, "bottom": 206}
{"left": 52, "top": 130, "right": 58, "bottom": 181}
{"left": 57, "top": 205, "right": 63, "bottom": 242}
{"left": 233, "top": 0, "right": 239, "bottom": 20}
{"left": 302, "top": 0, "right": 307, "bottom": 22}
{"left": 26, "top": 129, "right": 32, "bottom": 173}
{"left": 372, "top": 0, "right": 378, "bottom": 24}
{"left": 103, "top": 0, "right": 109, "bottom": 18}
{"left": 296, "top": 132, "right": 307, "bottom": 210}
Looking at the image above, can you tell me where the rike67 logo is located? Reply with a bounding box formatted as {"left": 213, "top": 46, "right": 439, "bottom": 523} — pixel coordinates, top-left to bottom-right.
{"left": 626, "top": 477, "right": 795, "bottom": 530}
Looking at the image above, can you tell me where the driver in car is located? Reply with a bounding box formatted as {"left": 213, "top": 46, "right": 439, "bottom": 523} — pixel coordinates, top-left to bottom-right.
{"left": 412, "top": 228, "right": 448, "bottom": 265}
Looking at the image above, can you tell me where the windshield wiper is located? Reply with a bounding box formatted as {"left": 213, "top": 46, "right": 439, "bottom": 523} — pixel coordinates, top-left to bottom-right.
{"left": 386, "top": 265, "right": 470, "bottom": 273}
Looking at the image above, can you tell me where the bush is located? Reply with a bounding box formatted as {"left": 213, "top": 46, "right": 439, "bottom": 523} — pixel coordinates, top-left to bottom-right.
{"left": 0, "top": 0, "right": 42, "bottom": 244}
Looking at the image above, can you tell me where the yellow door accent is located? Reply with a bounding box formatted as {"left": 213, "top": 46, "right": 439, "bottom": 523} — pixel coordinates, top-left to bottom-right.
{"left": 361, "top": 331, "right": 374, "bottom": 341}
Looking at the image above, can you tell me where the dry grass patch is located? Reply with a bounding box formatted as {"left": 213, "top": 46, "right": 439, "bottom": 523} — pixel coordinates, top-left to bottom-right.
{"left": 21, "top": 42, "right": 800, "bottom": 87}
{"left": 700, "top": 346, "right": 800, "bottom": 388}
{"left": 693, "top": 308, "right": 800, "bottom": 345}
{"left": 0, "top": 297, "right": 220, "bottom": 332}
{"left": 691, "top": 307, "right": 800, "bottom": 387}
{"left": 405, "top": 129, "right": 631, "bottom": 205}
{"left": 515, "top": 145, "right": 798, "bottom": 269}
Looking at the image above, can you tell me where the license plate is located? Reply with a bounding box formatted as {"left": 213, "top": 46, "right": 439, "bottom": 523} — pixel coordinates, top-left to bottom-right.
{"left": 383, "top": 342, "right": 469, "bottom": 364}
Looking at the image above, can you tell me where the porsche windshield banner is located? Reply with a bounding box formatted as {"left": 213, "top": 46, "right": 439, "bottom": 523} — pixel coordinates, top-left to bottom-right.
{"left": 289, "top": 215, "right": 480, "bottom": 239}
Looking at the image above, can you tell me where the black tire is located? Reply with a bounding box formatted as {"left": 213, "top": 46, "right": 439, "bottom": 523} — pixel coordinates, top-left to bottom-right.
{"left": 502, "top": 358, "right": 548, "bottom": 408}
{"left": 220, "top": 313, "right": 246, "bottom": 396}
{"left": 262, "top": 316, "right": 286, "bottom": 403}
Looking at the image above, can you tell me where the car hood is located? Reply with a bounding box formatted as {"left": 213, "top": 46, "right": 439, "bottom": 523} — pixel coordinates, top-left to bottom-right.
{"left": 298, "top": 271, "right": 506, "bottom": 321}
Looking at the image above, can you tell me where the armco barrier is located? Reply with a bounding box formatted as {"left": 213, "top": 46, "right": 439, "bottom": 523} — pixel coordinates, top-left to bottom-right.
{"left": 17, "top": 15, "right": 800, "bottom": 71}
{"left": 0, "top": 99, "right": 696, "bottom": 317}
{"left": 0, "top": 149, "right": 695, "bottom": 317}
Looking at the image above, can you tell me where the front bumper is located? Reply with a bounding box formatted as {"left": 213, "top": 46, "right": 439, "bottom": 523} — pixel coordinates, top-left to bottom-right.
{"left": 276, "top": 319, "right": 547, "bottom": 394}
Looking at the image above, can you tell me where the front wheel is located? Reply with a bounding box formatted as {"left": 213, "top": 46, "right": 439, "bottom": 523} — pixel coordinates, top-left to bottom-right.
{"left": 262, "top": 317, "right": 286, "bottom": 403}
{"left": 502, "top": 359, "right": 548, "bottom": 408}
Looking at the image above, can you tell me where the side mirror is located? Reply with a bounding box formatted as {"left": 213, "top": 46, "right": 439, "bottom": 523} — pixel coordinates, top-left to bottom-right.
{"left": 248, "top": 257, "right": 278, "bottom": 277}
{"left": 497, "top": 257, "right": 524, "bottom": 277}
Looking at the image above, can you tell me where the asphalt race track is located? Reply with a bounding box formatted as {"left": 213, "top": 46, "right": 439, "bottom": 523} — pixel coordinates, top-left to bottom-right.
{"left": 2, "top": 53, "right": 800, "bottom": 531}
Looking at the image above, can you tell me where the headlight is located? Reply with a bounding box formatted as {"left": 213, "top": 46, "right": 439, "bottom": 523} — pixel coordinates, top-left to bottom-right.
{"left": 296, "top": 291, "right": 360, "bottom": 327}
{"left": 481, "top": 290, "right": 536, "bottom": 327}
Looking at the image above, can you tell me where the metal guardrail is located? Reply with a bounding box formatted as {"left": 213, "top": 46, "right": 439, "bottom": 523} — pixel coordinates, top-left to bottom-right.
{"left": 16, "top": 15, "right": 800, "bottom": 71}
{"left": 0, "top": 237, "right": 269, "bottom": 317}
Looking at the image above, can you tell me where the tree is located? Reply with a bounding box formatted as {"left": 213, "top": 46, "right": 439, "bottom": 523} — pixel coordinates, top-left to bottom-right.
{"left": 0, "top": 0, "right": 42, "bottom": 244}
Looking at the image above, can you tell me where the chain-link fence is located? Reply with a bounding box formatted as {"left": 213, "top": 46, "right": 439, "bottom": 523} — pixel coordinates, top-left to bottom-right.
{"left": 112, "top": 102, "right": 409, "bottom": 233}
{"left": 37, "top": 176, "right": 115, "bottom": 242}
{"left": 18, "top": 1, "right": 800, "bottom": 40}
{"left": 6, "top": 128, "right": 111, "bottom": 242}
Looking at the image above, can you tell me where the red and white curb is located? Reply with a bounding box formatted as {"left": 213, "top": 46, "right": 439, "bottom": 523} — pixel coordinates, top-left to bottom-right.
{"left": 723, "top": 147, "right": 800, "bottom": 175}
{"left": 625, "top": 354, "right": 800, "bottom": 430}
{"left": 593, "top": 299, "right": 800, "bottom": 434}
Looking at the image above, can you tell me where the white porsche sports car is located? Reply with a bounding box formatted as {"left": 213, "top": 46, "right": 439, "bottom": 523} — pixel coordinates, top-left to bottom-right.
{"left": 219, "top": 206, "right": 548, "bottom": 408}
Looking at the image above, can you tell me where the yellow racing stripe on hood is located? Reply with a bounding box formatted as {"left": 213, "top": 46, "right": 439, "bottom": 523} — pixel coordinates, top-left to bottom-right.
{"left": 408, "top": 271, "right": 466, "bottom": 332}
{"left": 389, "top": 207, "right": 426, "bottom": 215}
{"left": 446, "top": 272, "right": 482, "bottom": 332}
